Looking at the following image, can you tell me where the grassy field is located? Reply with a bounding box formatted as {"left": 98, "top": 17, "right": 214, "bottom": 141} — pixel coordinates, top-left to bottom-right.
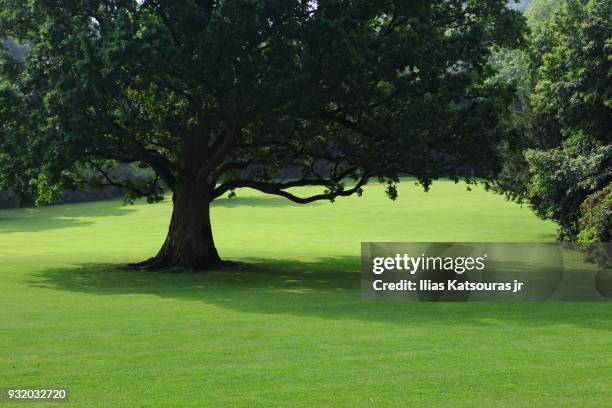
{"left": 1, "top": 180, "right": 610, "bottom": 407}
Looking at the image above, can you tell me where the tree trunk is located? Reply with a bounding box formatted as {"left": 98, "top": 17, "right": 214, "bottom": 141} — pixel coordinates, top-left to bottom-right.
{"left": 133, "top": 184, "right": 223, "bottom": 271}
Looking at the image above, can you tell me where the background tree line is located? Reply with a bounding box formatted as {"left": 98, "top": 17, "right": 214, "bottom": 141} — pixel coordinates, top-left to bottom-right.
{"left": 493, "top": 0, "right": 610, "bottom": 244}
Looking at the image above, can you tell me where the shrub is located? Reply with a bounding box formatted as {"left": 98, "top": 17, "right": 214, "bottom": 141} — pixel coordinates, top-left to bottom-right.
{"left": 578, "top": 183, "right": 611, "bottom": 243}
{"left": 576, "top": 183, "right": 611, "bottom": 266}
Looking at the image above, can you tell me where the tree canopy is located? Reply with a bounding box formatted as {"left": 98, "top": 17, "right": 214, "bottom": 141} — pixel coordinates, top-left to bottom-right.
{"left": 492, "top": 0, "right": 610, "bottom": 240}
{"left": 527, "top": 0, "right": 610, "bottom": 239}
{"left": 0, "top": 0, "right": 526, "bottom": 269}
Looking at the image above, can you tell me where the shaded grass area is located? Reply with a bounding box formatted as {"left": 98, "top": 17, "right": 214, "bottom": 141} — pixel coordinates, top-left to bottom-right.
{"left": 1, "top": 181, "right": 610, "bottom": 407}
{"left": 30, "top": 259, "right": 612, "bottom": 331}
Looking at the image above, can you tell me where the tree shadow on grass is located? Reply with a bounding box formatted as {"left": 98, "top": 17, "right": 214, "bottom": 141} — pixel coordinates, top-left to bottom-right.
{"left": 0, "top": 201, "right": 136, "bottom": 233}
{"left": 27, "top": 256, "right": 612, "bottom": 332}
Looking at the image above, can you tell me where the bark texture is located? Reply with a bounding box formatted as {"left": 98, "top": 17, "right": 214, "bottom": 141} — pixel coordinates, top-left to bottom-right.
{"left": 134, "top": 185, "right": 222, "bottom": 270}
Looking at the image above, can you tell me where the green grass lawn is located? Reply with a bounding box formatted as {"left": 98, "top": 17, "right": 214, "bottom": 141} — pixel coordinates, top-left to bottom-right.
{"left": 1, "top": 180, "right": 610, "bottom": 407}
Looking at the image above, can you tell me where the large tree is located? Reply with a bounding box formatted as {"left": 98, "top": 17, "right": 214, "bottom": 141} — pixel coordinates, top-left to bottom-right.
{"left": 0, "top": 0, "right": 525, "bottom": 270}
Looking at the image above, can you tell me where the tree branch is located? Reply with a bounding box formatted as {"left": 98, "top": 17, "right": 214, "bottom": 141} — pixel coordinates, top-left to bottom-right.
{"left": 213, "top": 172, "right": 372, "bottom": 204}
{"left": 197, "top": 127, "right": 238, "bottom": 183}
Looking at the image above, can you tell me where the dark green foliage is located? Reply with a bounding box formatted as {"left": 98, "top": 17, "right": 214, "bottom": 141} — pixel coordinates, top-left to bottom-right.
{"left": 526, "top": 136, "right": 611, "bottom": 239}
{"left": 531, "top": 0, "right": 610, "bottom": 145}
{"left": 576, "top": 183, "right": 611, "bottom": 265}
{"left": 494, "top": 0, "right": 611, "bottom": 240}
{"left": 488, "top": 47, "right": 536, "bottom": 202}
{"left": 578, "top": 182, "right": 611, "bottom": 243}
{"left": 0, "top": 1, "right": 525, "bottom": 203}
{"left": 527, "top": 0, "right": 611, "bottom": 239}
{"left": 0, "top": 1, "right": 526, "bottom": 267}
